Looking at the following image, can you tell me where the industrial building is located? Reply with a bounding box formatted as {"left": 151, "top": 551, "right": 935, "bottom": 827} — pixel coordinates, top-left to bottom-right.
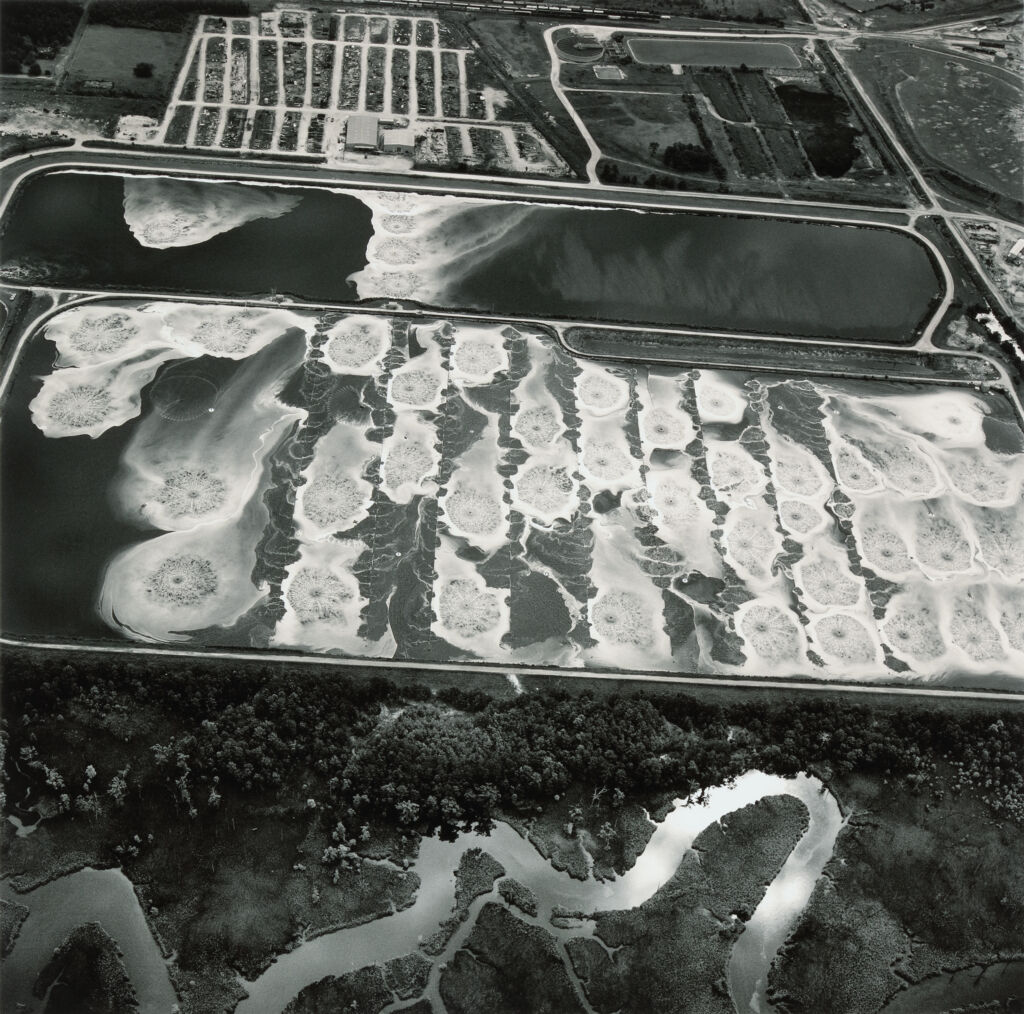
{"left": 346, "top": 114, "right": 381, "bottom": 151}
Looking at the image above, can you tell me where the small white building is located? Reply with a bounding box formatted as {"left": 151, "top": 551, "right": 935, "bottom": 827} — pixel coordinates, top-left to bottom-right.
{"left": 1008, "top": 237, "right": 1024, "bottom": 261}
{"left": 381, "top": 127, "right": 416, "bottom": 155}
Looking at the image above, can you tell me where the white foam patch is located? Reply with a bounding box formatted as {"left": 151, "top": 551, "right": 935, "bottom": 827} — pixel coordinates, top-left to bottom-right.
{"left": 322, "top": 315, "right": 391, "bottom": 376}
{"left": 706, "top": 439, "right": 767, "bottom": 508}
{"left": 809, "top": 611, "right": 882, "bottom": 671}
{"left": 506, "top": 340, "right": 580, "bottom": 525}
{"left": 575, "top": 363, "right": 630, "bottom": 417}
{"left": 160, "top": 303, "right": 309, "bottom": 360}
{"left": 30, "top": 350, "right": 181, "bottom": 439}
{"left": 881, "top": 586, "right": 947, "bottom": 667}
{"left": 829, "top": 434, "right": 884, "bottom": 494}
{"left": 295, "top": 423, "right": 376, "bottom": 540}
{"left": 576, "top": 365, "right": 641, "bottom": 495}
{"left": 44, "top": 305, "right": 162, "bottom": 368}
{"left": 735, "top": 595, "right": 806, "bottom": 666}
{"left": 346, "top": 189, "right": 536, "bottom": 302}
{"left": 431, "top": 539, "right": 510, "bottom": 657}
{"left": 721, "top": 503, "right": 784, "bottom": 586}
{"left": 777, "top": 498, "right": 829, "bottom": 540}
{"left": 274, "top": 540, "right": 375, "bottom": 654}
{"left": 450, "top": 324, "right": 509, "bottom": 385}
{"left": 828, "top": 398, "right": 943, "bottom": 500}
{"left": 115, "top": 334, "right": 306, "bottom": 531}
{"left": 440, "top": 415, "right": 508, "bottom": 554}
{"left": 98, "top": 510, "right": 267, "bottom": 643}
{"left": 512, "top": 335, "right": 565, "bottom": 451}
{"left": 910, "top": 498, "right": 979, "bottom": 580}
{"left": 646, "top": 467, "right": 721, "bottom": 576}
{"left": 635, "top": 373, "right": 719, "bottom": 575}
{"left": 388, "top": 328, "right": 447, "bottom": 412}
{"left": 513, "top": 459, "right": 579, "bottom": 526}
{"left": 586, "top": 524, "right": 672, "bottom": 671}
{"left": 580, "top": 427, "right": 639, "bottom": 493}
{"left": 850, "top": 499, "right": 917, "bottom": 579}
{"left": 33, "top": 302, "right": 311, "bottom": 440}
{"left": 764, "top": 425, "right": 829, "bottom": 500}
{"left": 996, "top": 584, "right": 1024, "bottom": 653}
{"left": 936, "top": 446, "right": 1022, "bottom": 507}
{"left": 795, "top": 547, "right": 863, "bottom": 610}
{"left": 947, "top": 585, "right": 1007, "bottom": 663}
{"left": 962, "top": 499, "right": 1024, "bottom": 580}
{"left": 694, "top": 372, "right": 747, "bottom": 425}
{"left": 381, "top": 413, "right": 441, "bottom": 504}
{"left": 123, "top": 176, "right": 301, "bottom": 249}
{"left": 638, "top": 374, "right": 695, "bottom": 450}
{"left": 853, "top": 390, "right": 988, "bottom": 449}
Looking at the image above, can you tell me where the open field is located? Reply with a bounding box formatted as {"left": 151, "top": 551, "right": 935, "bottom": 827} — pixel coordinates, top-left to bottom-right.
{"left": 470, "top": 17, "right": 552, "bottom": 79}
{"left": 566, "top": 90, "right": 702, "bottom": 171}
{"left": 62, "top": 24, "right": 190, "bottom": 99}
{"left": 841, "top": 39, "right": 1024, "bottom": 214}
{"left": 895, "top": 48, "right": 1022, "bottom": 203}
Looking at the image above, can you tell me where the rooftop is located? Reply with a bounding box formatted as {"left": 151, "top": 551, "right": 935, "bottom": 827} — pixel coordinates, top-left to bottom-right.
{"left": 347, "top": 114, "right": 380, "bottom": 149}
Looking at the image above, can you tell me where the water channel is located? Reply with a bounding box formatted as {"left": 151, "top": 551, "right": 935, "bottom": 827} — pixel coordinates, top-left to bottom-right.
{"left": 2, "top": 772, "right": 844, "bottom": 1014}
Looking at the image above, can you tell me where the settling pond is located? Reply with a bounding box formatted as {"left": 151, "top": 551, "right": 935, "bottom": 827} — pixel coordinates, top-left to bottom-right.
{"left": 0, "top": 170, "right": 941, "bottom": 342}
{"left": 626, "top": 37, "right": 804, "bottom": 69}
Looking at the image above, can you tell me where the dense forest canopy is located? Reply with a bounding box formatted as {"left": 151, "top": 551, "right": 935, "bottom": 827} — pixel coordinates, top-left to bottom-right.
{"left": 0, "top": 1, "right": 82, "bottom": 74}
{"left": 2, "top": 652, "right": 1021, "bottom": 840}
{"left": 87, "top": 0, "right": 249, "bottom": 33}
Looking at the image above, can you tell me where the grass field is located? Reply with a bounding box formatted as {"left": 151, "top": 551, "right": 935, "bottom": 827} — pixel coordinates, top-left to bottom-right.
{"left": 570, "top": 90, "right": 702, "bottom": 170}
{"left": 554, "top": 35, "right": 908, "bottom": 202}
{"left": 895, "top": 48, "right": 1022, "bottom": 203}
{"left": 843, "top": 40, "right": 1023, "bottom": 207}
{"left": 63, "top": 24, "right": 189, "bottom": 99}
{"left": 470, "top": 18, "right": 551, "bottom": 80}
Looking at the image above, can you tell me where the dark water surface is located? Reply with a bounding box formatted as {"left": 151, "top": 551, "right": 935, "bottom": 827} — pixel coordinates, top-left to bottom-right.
{"left": 1, "top": 171, "right": 373, "bottom": 301}
{"left": 0, "top": 171, "right": 940, "bottom": 341}
{"left": 0, "top": 333, "right": 141, "bottom": 640}
{"left": 0, "top": 337, "right": 255, "bottom": 641}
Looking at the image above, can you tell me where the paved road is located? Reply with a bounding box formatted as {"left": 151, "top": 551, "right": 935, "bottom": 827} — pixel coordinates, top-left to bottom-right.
{"left": 0, "top": 144, "right": 914, "bottom": 225}
{"left": 5, "top": 636, "right": 1023, "bottom": 703}
{"left": 0, "top": 284, "right": 989, "bottom": 404}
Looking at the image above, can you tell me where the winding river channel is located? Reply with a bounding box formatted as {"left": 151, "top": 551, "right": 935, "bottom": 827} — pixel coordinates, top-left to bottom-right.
{"left": 2, "top": 771, "right": 844, "bottom": 1014}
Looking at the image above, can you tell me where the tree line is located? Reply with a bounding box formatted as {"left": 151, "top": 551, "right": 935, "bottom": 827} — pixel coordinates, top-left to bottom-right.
{"left": 2, "top": 650, "right": 1021, "bottom": 841}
